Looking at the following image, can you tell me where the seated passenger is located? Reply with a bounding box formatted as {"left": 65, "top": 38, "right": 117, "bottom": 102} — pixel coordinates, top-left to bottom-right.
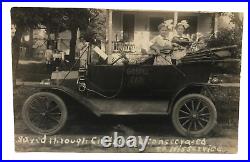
{"left": 149, "top": 20, "right": 174, "bottom": 65}
{"left": 171, "top": 20, "right": 191, "bottom": 64}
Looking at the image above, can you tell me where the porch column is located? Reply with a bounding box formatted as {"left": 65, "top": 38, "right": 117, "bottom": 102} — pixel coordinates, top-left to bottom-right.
{"left": 106, "top": 9, "right": 113, "bottom": 55}
{"left": 174, "top": 12, "right": 178, "bottom": 26}
{"left": 214, "top": 13, "right": 219, "bottom": 37}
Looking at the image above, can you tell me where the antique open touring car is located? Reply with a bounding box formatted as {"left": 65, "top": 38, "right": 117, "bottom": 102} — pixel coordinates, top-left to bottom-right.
{"left": 21, "top": 44, "right": 239, "bottom": 137}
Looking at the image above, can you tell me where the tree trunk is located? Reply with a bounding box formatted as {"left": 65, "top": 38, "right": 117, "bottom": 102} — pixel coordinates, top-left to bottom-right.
{"left": 55, "top": 31, "right": 58, "bottom": 49}
{"left": 25, "top": 28, "right": 33, "bottom": 58}
{"left": 12, "top": 25, "right": 24, "bottom": 86}
{"left": 28, "top": 28, "right": 33, "bottom": 57}
{"left": 69, "top": 27, "right": 77, "bottom": 62}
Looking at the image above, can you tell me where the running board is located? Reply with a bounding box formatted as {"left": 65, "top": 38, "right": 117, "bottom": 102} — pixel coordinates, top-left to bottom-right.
{"left": 88, "top": 98, "right": 169, "bottom": 115}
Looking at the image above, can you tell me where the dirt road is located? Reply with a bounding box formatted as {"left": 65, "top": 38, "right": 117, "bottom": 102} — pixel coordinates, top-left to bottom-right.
{"left": 14, "top": 114, "right": 238, "bottom": 153}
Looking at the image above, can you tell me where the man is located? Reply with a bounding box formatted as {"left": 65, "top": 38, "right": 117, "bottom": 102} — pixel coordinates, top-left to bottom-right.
{"left": 78, "top": 36, "right": 89, "bottom": 68}
{"left": 44, "top": 45, "right": 53, "bottom": 74}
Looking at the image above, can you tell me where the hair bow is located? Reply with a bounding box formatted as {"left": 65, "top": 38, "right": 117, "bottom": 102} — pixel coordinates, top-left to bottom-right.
{"left": 163, "top": 19, "right": 174, "bottom": 30}
{"left": 177, "top": 20, "right": 190, "bottom": 29}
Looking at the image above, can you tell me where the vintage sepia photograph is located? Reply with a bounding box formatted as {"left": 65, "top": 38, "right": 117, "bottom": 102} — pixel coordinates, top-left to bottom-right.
{"left": 10, "top": 5, "right": 243, "bottom": 154}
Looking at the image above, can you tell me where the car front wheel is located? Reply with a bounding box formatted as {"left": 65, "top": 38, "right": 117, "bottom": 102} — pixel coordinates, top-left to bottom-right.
{"left": 22, "top": 92, "right": 67, "bottom": 135}
{"left": 172, "top": 94, "right": 217, "bottom": 137}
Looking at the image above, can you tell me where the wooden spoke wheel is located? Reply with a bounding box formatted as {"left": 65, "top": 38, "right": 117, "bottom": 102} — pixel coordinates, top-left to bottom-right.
{"left": 22, "top": 92, "right": 67, "bottom": 135}
{"left": 172, "top": 94, "right": 217, "bottom": 137}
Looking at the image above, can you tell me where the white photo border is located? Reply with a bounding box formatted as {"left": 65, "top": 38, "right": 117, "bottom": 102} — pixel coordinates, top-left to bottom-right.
{"left": 2, "top": 2, "right": 248, "bottom": 160}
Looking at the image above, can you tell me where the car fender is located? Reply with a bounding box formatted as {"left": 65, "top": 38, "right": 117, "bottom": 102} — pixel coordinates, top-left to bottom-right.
{"left": 167, "top": 82, "right": 215, "bottom": 114}
{"left": 25, "top": 84, "right": 101, "bottom": 116}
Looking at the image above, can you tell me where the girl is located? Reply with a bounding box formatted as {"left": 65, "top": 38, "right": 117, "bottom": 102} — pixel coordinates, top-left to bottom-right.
{"left": 171, "top": 20, "right": 190, "bottom": 64}
{"left": 149, "top": 20, "right": 174, "bottom": 65}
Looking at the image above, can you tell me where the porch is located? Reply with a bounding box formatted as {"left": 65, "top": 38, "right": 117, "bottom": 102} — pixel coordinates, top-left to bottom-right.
{"left": 106, "top": 10, "right": 217, "bottom": 59}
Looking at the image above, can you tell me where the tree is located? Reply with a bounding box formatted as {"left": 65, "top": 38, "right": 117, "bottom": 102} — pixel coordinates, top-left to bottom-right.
{"left": 206, "top": 13, "right": 243, "bottom": 58}
{"left": 84, "top": 9, "right": 106, "bottom": 44}
{"left": 11, "top": 7, "right": 44, "bottom": 85}
{"left": 39, "top": 8, "right": 91, "bottom": 62}
{"left": 11, "top": 7, "right": 92, "bottom": 86}
{"left": 59, "top": 8, "right": 90, "bottom": 62}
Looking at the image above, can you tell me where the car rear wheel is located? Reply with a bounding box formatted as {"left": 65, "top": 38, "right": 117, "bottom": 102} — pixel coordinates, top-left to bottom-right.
{"left": 172, "top": 94, "right": 217, "bottom": 137}
{"left": 22, "top": 92, "right": 67, "bottom": 135}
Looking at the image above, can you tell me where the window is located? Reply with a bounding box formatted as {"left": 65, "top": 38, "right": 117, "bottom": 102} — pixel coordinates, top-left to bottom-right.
{"left": 123, "top": 14, "right": 135, "bottom": 42}
{"left": 149, "top": 17, "right": 164, "bottom": 40}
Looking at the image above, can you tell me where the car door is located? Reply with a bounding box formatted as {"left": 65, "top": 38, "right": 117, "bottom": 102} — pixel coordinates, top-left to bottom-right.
{"left": 123, "top": 64, "right": 185, "bottom": 97}
{"left": 87, "top": 64, "right": 125, "bottom": 94}
{"left": 143, "top": 65, "right": 186, "bottom": 96}
{"left": 87, "top": 64, "right": 187, "bottom": 97}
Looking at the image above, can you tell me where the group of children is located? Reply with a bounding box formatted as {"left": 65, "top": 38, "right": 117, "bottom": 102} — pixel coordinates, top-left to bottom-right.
{"left": 148, "top": 19, "right": 191, "bottom": 65}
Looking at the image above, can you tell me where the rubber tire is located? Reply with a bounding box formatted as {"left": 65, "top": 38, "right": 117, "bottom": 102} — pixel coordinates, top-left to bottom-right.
{"left": 22, "top": 92, "right": 67, "bottom": 135}
{"left": 172, "top": 94, "right": 217, "bottom": 137}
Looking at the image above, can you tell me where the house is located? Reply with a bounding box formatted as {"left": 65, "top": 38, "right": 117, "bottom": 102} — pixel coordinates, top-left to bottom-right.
{"left": 17, "top": 9, "right": 237, "bottom": 64}
{"left": 106, "top": 9, "right": 217, "bottom": 63}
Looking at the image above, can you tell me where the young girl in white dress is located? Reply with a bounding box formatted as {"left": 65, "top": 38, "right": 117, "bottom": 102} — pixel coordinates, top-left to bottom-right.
{"left": 149, "top": 20, "right": 174, "bottom": 65}
{"left": 171, "top": 20, "right": 190, "bottom": 64}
